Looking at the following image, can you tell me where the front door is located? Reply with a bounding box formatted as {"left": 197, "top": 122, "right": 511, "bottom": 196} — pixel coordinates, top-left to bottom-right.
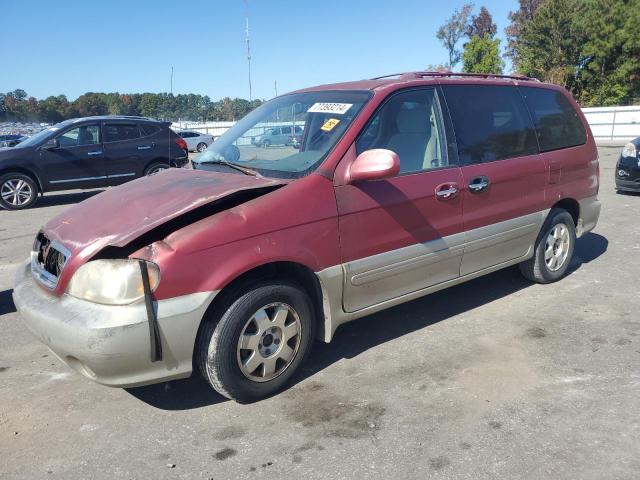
{"left": 42, "top": 123, "right": 107, "bottom": 190}
{"left": 440, "top": 84, "right": 547, "bottom": 276}
{"left": 336, "top": 87, "right": 464, "bottom": 313}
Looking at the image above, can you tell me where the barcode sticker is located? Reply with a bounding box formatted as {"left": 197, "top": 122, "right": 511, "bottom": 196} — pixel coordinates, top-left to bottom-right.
{"left": 307, "top": 103, "right": 352, "bottom": 115}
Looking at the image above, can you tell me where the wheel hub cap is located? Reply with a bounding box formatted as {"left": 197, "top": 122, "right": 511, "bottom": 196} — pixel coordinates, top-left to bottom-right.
{"left": 237, "top": 303, "right": 301, "bottom": 382}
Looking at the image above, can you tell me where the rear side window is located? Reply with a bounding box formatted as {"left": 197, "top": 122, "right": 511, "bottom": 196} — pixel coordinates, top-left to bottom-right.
{"left": 141, "top": 124, "right": 161, "bottom": 136}
{"left": 442, "top": 85, "right": 538, "bottom": 164}
{"left": 104, "top": 124, "right": 141, "bottom": 142}
{"left": 520, "top": 87, "right": 586, "bottom": 152}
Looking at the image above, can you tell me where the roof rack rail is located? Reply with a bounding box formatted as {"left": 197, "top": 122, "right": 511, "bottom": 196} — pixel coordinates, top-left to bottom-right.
{"left": 371, "top": 71, "right": 540, "bottom": 82}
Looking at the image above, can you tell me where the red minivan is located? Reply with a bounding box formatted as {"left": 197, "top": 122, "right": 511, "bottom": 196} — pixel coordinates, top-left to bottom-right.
{"left": 14, "top": 72, "right": 601, "bottom": 402}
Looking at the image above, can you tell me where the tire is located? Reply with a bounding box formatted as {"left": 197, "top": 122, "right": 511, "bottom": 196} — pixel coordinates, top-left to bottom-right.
{"left": 144, "top": 162, "right": 170, "bottom": 176}
{"left": 262, "top": 140, "right": 271, "bottom": 148}
{"left": 196, "top": 281, "right": 315, "bottom": 403}
{"left": 519, "top": 208, "right": 576, "bottom": 283}
{"left": 0, "top": 173, "right": 38, "bottom": 210}
{"left": 196, "top": 142, "right": 208, "bottom": 152}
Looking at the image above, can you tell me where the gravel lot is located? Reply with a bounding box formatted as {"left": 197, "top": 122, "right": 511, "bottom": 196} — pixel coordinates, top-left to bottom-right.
{"left": 0, "top": 147, "right": 638, "bottom": 479}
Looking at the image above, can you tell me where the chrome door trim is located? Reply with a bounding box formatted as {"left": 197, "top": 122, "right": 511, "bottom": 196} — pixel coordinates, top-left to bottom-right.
{"left": 108, "top": 173, "right": 136, "bottom": 178}
{"left": 49, "top": 175, "right": 107, "bottom": 184}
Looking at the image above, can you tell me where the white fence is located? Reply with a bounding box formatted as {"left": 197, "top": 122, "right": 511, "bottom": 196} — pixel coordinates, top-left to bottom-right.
{"left": 173, "top": 105, "right": 640, "bottom": 145}
{"left": 582, "top": 106, "right": 640, "bottom": 142}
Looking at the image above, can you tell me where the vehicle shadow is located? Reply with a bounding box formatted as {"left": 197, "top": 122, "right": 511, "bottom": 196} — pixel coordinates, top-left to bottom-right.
{"left": 31, "top": 190, "right": 104, "bottom": 209}
{"left": 0, "top": 289, "right": 16, "bottom": 316}
{"left": 127, "top": 232, "right": 607, "bottom": 410}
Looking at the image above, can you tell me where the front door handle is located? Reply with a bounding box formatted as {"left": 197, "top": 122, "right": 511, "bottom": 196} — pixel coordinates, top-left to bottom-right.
{"left": 468, "top": 176, "right": 490, "bottom": 193}
{"left": 137, "top": 145, "right": 152, "bottom": 150}
{"left": 435, "top": 182, "right": 460, "bottom": 200}
{"left": 87, "top": 150, "right": 103, "bottom": 156}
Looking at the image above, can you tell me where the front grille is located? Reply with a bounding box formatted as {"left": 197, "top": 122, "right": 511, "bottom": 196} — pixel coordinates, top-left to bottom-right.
{"left": 31, "top": 233, "right": 70, "bottom": 289}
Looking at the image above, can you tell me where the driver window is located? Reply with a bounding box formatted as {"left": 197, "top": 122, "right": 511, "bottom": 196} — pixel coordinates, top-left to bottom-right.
{"left": 58, "top": 125, "right": 100, "bottom": 148}
{"left": 356, "top": 89, "right": 446, "bottom": 174}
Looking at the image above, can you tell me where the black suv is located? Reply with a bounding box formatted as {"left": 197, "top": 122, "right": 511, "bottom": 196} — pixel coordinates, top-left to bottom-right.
{"left": 0, "top": 116, "right": 189, "bottom": 210}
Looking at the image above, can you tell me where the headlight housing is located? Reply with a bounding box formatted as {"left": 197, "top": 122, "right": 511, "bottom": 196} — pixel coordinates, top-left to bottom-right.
{"left": 621, "top": 142, "right": 637, "bottom": 158}
{"left": 66, "top": 259, "right": 160, "bottom": 305}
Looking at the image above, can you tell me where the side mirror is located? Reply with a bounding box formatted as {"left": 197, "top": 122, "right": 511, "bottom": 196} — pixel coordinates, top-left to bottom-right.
{"left": 41, "top": 138, "right": 59, "bottom": 150}
{"left": 346, "top": 149, "right": 400, "bottom": 184}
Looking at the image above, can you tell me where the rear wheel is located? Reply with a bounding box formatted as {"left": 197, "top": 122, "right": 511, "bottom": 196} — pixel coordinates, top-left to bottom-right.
{"left": 519, "top": 209, "right": 576, "bottom": 283}
{"left": 197, "top": 282, "right": 315, "bottom": 403}
{"left": 196, "top": 142, "right": 208, "bottom": 152}
{"left": 0, "top": 173, "right": 38, "bottom": 210}
{"left": 144, "top": 162, "right": 170, "bottom": 176}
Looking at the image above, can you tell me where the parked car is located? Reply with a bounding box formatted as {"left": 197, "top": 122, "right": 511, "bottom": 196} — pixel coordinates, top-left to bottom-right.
{"left": 0, "top": 134, "right": 27, "bottom": 148}
{"left": 13, "top": 72, "right": 600, "bottom": 402}
{"left": 177, "top": 130, "right": 215, "bottom": 152}
{"left": 251, "top": 125, "right": 303, "bottom": 147}
{"left": 615, "top": 137, "right": 640, "bottom": 192}
{"left": 0, "top": 116, "right": 188, "bottom": 210}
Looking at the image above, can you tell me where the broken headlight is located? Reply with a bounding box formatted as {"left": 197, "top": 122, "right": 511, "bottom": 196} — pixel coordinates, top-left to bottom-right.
{"left": 66, "top": 259, "right": 160, "bottom": 305}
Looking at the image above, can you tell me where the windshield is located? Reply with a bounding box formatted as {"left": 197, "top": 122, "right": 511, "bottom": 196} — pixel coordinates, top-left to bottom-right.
{"left": 16, "top": 120, "right": 73, "bottom": 148}
{"left": 194, "top": 90, "right": 371, "bottom": 178}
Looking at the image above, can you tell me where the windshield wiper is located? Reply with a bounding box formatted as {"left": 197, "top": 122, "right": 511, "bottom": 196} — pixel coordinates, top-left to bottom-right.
{"left": 196, "top": 159, "right": 260, "bottom": 177}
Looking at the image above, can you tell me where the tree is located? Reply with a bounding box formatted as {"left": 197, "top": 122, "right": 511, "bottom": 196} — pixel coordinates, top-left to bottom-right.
{"left": 466, "top": 6, "right": 496, "bottom": 39}
{"left": 436, "top": 3, "right": 474, "bottom": 68}
{"left": 504, "top": 0, "right": 543, "bottom": 67}
{"left": 577, "top": 0, "right": 640, "bottom": 106}
{"left": 425, "top": 63, "right": 449, "bottom": 72}
{"left": 462, "top": 34, "right": 504, "bottom": 74}
{"left": 74, "top": 93, "right": 108, "bottom": 117}
{"left": 0, "top": 89, "right": 263, "bottom": 123}
{"left": 514, "top": 0, "right": 585, "bottom": 89}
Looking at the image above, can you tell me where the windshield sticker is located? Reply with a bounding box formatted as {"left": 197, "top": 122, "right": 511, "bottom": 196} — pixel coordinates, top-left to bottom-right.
{"left": 308, "top": 103, "right": 352, "bottom": 115}
{"left": 321, "top": 118, "right": 341, "bottom": 132}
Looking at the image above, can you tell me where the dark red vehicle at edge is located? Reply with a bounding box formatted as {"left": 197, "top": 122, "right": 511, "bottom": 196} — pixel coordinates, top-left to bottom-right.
{"left": 14, "top": 72, "right": 600, "bottom": 402}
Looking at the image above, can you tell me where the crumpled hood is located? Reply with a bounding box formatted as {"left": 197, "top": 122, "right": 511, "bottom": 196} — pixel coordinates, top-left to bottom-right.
{"left": 43, "top": 168, "right": 286, "bottom": 259}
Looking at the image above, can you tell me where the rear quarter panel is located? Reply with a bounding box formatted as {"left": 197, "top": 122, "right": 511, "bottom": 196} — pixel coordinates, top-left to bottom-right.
{"left": 531, "top": 85, "right": 600, "bottom": 205}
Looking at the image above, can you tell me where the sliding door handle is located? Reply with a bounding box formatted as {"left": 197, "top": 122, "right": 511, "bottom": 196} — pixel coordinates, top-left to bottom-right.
{"left": 468, "top": 176, "right": 490, "bottom": 193}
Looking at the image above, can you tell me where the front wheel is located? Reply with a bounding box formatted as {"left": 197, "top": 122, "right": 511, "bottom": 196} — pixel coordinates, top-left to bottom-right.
{"left": 196, "top": 142, "right": 208, "bottom": 152}
{"left": 519, "top": 209, "right": 576, "bottom": 283}
{"left": 0, "top": 173, "right": 38, "bottom": 210}
{"left": 196, "top": 282, "right": 315, "bottom": 403}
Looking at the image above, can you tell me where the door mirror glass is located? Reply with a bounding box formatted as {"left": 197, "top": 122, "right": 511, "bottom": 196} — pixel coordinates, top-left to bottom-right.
{"left": 41, "top": 138, "right": 59, "bottom": 150}
{"left": 347, "top": 149, "right": 400, "bottom": 184}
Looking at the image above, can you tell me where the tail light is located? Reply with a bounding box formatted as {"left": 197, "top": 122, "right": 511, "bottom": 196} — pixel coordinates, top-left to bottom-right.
{"left": 175, "top": 137, "right": 188, "bottom": 152}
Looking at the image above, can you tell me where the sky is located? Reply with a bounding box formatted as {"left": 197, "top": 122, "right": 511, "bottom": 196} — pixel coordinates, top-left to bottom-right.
{"left": 0, "top": 0, "right": 517, "bottom": 102}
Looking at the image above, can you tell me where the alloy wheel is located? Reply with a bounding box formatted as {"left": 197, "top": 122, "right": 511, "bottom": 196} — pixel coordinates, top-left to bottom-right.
{"left": 545, "top": 223, "right": 571, "bottom": 271}
{"left": 1, "top": 178, "right": 34, "bottom": 207}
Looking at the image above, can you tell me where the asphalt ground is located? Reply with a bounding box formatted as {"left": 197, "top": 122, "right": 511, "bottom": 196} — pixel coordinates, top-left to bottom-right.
{"left": 0, "top": 147, "right": 638, "bottom": 479}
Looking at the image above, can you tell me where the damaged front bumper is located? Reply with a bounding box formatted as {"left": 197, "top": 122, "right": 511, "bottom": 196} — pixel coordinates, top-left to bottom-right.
{"left": 13, "top": 261, "right": 217, "bottom": 388}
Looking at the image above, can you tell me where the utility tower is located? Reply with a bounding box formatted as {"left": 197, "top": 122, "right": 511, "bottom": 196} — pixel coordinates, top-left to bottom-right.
{"left": 244, "top": 0, "right": 252, "bottom": 101}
